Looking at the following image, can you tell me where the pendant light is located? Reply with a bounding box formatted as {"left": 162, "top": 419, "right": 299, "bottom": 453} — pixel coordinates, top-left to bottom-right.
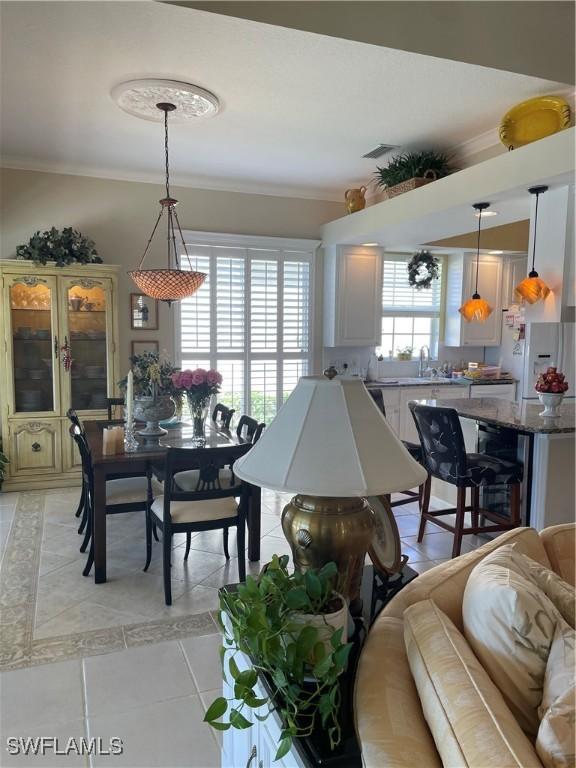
{"left": 459, "top": 203, "right": 493, "bottom": 322}
{"left": 128, "top": 103, "right": 206, "bottom": 305}
{"left": 514, "top": 185, "right": 551, "bottom": 304}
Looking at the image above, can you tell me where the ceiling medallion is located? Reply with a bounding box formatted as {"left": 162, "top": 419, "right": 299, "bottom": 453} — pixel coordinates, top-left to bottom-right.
{"left": 111, "top": 79, "right": 219, "bottom": 123}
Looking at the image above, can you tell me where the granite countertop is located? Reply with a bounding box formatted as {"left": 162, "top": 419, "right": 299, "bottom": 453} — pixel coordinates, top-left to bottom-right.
{"left": 423, "top": 397, "right": 575, "bottom": 434}
{"left": 365, "top": 377, "right": 517, "bottom": 388}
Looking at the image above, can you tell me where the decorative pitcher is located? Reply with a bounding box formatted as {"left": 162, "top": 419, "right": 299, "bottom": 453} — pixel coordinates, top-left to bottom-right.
{"left": 345, "top": 186, "right": 367, "bottom": 214}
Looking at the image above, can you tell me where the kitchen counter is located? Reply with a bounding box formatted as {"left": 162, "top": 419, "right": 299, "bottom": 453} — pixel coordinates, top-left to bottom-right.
{"left": 426, "top": 397, "right": 575, "bottom": 434}
{"left": 365, "top": 377, "right": 517, "bottom": 388}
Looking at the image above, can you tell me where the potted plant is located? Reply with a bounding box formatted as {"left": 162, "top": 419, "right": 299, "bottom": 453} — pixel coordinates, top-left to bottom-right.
{"left": 119, "top": 352, "right": 182, "bottom": 439}
{"left": 204, "top": 556, "right": 351, "bottom": 760}
{"left": 375, "top": 150, "right": 454, "bottom": 199}
{"left": 16, "top": 227, "right": 102, "bottom": 267}
{"left": 171, "top": 367, "right": 223, "bottom": 444}
{"left": 0, "top": 450, "right": 8, "bottom": 491}
{"left": 535, "top": 367, "right": 569, "bottom": 416}
{"left": 396, "top": 346, "right": 413, "bottom": 361}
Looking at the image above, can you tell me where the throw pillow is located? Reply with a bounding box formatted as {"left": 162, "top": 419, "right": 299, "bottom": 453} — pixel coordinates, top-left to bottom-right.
{"left": 536, "top": 618, "right": 576, "bottom": 768}
{"left": 463, "top": 545, "right": 563, "bottom": 735}
{"left": 404, "top": 599, "right": 542, "bottom": 768}
{"left": 510, "top": 545, "right": 575, "bottom": 629}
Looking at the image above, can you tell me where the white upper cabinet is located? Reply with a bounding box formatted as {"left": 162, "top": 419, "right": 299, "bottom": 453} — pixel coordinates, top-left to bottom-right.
{"left": 444, "top": 253, "right": 503, "bottom": 347}
{"left": 502, "top": 255, "right": 528, "bottom": 309}
{"left": 324, "top": 245, "right": 383, "bottom": 347}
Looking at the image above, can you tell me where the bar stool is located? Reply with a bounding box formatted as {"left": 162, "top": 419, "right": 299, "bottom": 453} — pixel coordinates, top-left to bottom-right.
{"left": 409, "top": 402, "right": 523, "bottom": 558}
{"left": 369, "top": 388, "right": 427, "bottom": 509}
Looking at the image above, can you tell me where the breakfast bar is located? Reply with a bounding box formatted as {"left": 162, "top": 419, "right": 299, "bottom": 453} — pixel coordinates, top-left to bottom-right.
{"left": 421, "top": 397, "right": 575, "bottom": 530}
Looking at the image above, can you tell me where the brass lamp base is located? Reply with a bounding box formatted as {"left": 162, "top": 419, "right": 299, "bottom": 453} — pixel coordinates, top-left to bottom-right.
{"left": 281, "top": 495, "right": 375, "bottom": 606}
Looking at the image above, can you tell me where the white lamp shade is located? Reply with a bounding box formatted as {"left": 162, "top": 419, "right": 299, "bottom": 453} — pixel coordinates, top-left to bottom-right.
{"left": 233, "top": 376, "right": 427, "bottom": 496}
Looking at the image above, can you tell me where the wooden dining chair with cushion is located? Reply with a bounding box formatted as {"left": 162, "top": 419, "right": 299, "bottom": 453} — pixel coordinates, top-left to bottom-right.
{"left": 409, "top": 402, "right": 523, "bottom": 558}
{"left": 69, "top": 423, "right": 157, "bottom": 576}
{"left": 107, "top": 397, "right": 125, "bottom": 421}
{"left": 368, "top": 389, "right": 427, "bottom": 509}
{"left": 236, "top": 414, "right": 266, "bottom": 444}
{"left": 212, "top": 402, "right": 235, "bottom": 430}
{"left": 66, "top": 409, "right": 89, "bottom": 524}
{"left": 144, "top": 445, "right": 251, "bottom": 605}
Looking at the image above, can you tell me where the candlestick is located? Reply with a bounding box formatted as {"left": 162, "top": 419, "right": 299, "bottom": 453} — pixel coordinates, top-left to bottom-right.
{"left": 126, "top": 370, "right": 133, "bottom": 426}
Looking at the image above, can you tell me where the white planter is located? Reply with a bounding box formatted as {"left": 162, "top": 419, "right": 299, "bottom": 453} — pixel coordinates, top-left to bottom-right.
{"left": 538, "top": 392, "right": 564, "bottom": 417}
{"left": 291, "top": 592, "right": 348, "bottom": 658}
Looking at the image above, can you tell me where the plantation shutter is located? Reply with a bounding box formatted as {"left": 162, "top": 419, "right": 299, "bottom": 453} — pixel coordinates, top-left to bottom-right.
{"left": 382, "top": 254, "right": 442, "bottom": 313}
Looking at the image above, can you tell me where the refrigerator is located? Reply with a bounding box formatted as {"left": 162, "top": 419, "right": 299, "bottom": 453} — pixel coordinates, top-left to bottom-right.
{"left": 499, "top": 319, "right": 575, "bottom": 401}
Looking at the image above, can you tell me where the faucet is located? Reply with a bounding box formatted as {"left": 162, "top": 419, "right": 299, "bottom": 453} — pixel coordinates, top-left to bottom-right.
{"left": 418, "top": 345, "right": 430, "bottom": 378}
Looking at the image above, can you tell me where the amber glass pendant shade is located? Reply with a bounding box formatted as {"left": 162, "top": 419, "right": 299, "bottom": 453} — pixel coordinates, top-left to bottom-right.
{"left": 459, "top": 294, "right": 493, "bottom": 322}
{"left": 515, "top": 271, "right": 551, "bottom": 304}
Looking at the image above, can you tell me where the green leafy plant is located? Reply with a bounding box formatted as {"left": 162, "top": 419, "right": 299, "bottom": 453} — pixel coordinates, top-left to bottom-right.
{"left": 374, "top": 150, "right": 454, "bottom": 189}
{"left": 205, "top": 556, "right": 352, "bottom": 761}
{"left": 396, "top": 346, "right": 413, "bottom": 360}
{"left": 118, "top": 351, "right": 183, "bottom": 410}
{"left": 16, "top": 227, "right": 101, "bottom": 267}
{"left": 0, "top": 451, "right": 9, "bottom": 490}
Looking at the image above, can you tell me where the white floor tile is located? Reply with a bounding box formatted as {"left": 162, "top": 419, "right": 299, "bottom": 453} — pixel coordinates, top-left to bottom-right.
{"left": 1, "top": 660, "right": 84, "bottom": 731}
{"left": 87, "top": 695, "right": 219, "bottom": 767}
{"left": 83, "top": 642, "right": 195, "bottom": 718}
{"left": 180, "top": 634, "right": 222, "bottom": 693}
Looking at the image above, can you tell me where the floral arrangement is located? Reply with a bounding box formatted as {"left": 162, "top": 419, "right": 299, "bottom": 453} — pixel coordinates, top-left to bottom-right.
{"left": 119, "top": 351, "right": 183, "bottom": 409}
{"left": 16, "top": 227, "right": 102, "bottom": 267}
{"left": 535, "top": 367, "right": 569, "bottom": 394}
{"left": 171, "top": 368, "right": 223, "bottom": 406}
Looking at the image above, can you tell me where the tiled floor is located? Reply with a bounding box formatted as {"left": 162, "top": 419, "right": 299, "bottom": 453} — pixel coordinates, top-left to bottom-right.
{"left": 0, "top": 484, "right": 489, "bottom": 766}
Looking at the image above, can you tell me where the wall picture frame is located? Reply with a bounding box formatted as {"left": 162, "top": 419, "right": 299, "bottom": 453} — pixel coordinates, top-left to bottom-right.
{"left": 130, "top": 293, "right": 159, "bottom": 330}
{"left": 131, "top": 340, "right": 159, "bottom": 358}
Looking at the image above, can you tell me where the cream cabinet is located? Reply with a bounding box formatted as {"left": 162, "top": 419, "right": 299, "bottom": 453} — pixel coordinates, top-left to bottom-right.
{"left": 0, "top": 260, "right": 120, "bottom": 491}
{"left": 399, "top": 384, "right": 469, "bottom": 443}
{"left": 502, "top": 255, "right": 528, "bottom": 309}
{"left": 444, "top": 253, "right": 503, "bottom": 347}
{"left": 324, "top": 245, "right": 383, "bottom": 346}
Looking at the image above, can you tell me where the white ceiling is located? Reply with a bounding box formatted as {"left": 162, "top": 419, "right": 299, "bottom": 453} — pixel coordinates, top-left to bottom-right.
{"left": 0, "top": 1, "right": 569, "bottom": 200}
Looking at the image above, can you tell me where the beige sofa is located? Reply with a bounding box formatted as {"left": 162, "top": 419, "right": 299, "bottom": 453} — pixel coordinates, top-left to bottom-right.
{"left": 354, "top": 524, "right": 576, "bottom": 767}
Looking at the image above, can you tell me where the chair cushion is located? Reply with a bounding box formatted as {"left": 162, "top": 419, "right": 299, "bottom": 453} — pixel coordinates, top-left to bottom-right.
{"left": 174, "top": 468, "right": 233, "bottom": 492}
{"left": 539, "top": 524, "right": 576, "bottom": 587}
{"left": 404, "top": 599, "right": 542, "bottom": 768}
{"left": 463, "top": 544, "right": 563, "bottom": 735}
{"left": 465, "top": 453, "right": 523, "bottom": 486}
{"left": 151, "top": 495, "right": 238, "bottom": 524}
{"left": 106, "top": 477, "right": 159, "bottom": 505}
{"left": 354, "top": 616, "right": 442, "bottom": 768}
{"left": 403, "top": 440, "right": 423, "bottom": 462}
{"left": 536, "top": 618, "right": 576, "bottom": 768}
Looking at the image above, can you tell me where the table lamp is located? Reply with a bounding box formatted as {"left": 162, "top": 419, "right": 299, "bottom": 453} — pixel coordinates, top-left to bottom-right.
{"left": 233, "top": 372, "right": 427, "bottom": 606}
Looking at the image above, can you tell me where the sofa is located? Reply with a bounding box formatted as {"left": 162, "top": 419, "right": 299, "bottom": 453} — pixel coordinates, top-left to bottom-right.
{"left": 354, "top": 524, "right": 575, "bottom": 767}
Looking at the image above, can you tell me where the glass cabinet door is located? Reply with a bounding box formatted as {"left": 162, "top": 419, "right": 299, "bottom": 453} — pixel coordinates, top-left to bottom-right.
{"left": 59, "top": 277, "right": 114, "bottom": 413}
{"left": 6, "top": 275, "right": 60, "bottom": 415}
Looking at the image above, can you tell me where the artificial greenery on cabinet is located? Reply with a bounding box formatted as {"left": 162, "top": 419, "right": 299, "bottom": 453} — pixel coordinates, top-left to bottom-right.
{"left": 16, "top": 227, "right": 102, "bottom": 267}
{"left": 375, "top": 150, "right": 454, "bottom": 189}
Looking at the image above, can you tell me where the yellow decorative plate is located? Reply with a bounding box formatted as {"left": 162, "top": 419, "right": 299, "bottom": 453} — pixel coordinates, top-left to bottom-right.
{"left": 499, "top": 96, "right": 571, "bottom": 149}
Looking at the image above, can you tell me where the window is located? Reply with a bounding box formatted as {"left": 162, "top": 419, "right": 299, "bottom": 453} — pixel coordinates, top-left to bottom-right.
{"left": 379, "top": 254, "right": 443, "bottom": 359}
{"left": 177, "top": 233, "right": 315, "bottom": 425}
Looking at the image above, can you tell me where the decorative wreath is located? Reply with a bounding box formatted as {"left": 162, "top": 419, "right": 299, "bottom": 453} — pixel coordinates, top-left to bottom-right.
{"left": 407, "top": 250, "right": 440, "bottom": 291}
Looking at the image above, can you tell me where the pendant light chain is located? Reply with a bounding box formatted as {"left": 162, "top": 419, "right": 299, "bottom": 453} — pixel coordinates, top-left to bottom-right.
{"left": 474, "top": 207, "right": 482, "bottom": 295}
{"left": 531, "top": 189, "right": 540, "bottom": 273}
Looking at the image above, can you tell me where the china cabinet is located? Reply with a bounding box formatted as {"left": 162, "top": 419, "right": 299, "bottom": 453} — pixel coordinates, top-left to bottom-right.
{"left": 0, "top": 260, "right": 120, "bottom": 490}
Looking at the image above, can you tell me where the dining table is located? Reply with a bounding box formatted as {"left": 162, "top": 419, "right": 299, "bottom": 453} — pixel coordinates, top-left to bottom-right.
{"left": 84, "top": 420, "right": 262, "bottom": 584}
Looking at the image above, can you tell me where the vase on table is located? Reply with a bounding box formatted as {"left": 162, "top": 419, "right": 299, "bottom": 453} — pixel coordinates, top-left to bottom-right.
{"left": 538, "top": 392, "right": 564, "bottom": 417}
{"left": 133, "top": 395, "right": 176, "bottom": 444}
{"left": 187, "top": 395, "right": 210, "bottom": 445}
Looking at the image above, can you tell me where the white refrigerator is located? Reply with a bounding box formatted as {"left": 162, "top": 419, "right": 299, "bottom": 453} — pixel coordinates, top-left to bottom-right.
{"left": 511, "top": 322, "right": 576, "bottom": 401}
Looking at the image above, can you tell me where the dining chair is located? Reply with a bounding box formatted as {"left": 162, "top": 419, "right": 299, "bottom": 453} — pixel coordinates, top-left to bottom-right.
{"left": 66, "top": 409, "right": 90, "bottom": 526}
{"left": 236, "top": 414, "right": 266, "bottom": 444}
{"left": 144, "top": 445, "right": 251, "bottom": 605}
{"left": 212, "top": 402, "right": 235, "bottom": 430}
{"left": 69, "top": 423, "right": 156, "bottom": 576}
{"left": 107, "top": 397, "right": 125, "bottom": 421}
{"left": 409, "top": 403, "right": 522, "bottom": 557}
{"left": 368, "top": 389, "right": 428, "bottom": 509}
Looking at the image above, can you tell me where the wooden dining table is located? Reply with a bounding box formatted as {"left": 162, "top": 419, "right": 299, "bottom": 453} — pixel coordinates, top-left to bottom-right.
{"left": 84, "top": 420, "right": 262, "bottom": 584}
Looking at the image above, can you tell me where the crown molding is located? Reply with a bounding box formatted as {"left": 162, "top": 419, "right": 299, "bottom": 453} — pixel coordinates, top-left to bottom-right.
{"left": 0, "top": 158, "right": 343, "bottom": 203}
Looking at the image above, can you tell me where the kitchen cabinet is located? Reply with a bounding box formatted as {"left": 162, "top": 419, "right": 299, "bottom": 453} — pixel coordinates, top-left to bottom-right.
{"left": 444, "top": 253, "right": 503, "bottom": 347}
{"left": 399, "top": 385, "right": 468, "bottom": 443}
{"left": 502, "top": 255, "right": 528, "bottom": 308}
{"left": 469, "top": 383, "right": 517, "bottom": 401}
{"left": 324, "top": 245, "right": 383, "bottom": 346}
{"left": 0, "top": 260, "right": 120, "bottom": 491}
{"left": 381, "top": 387, "right": 400, "bottom": 435}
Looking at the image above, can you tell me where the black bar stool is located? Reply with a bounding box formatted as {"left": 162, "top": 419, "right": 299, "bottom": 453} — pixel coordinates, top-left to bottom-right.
{"left": 409, "top": 402, "right": 523, "bottom": 558}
